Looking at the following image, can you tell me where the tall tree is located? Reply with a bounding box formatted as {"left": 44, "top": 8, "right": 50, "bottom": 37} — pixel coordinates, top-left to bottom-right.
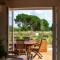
{"left": 15, "top": 14, "right": 41, "bottom": 31}
{"left": 15, "top": 14, "right": 49, "bottom": 31}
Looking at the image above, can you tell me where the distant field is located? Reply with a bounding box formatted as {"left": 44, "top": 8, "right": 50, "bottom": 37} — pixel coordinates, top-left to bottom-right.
{"left": 8, "top": 31, "right": 53, "bottom": 45}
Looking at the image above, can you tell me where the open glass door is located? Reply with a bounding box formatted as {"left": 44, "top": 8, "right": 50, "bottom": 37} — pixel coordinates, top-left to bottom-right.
{"left": 8, "top": 7, "right": 53, "bottom": 60}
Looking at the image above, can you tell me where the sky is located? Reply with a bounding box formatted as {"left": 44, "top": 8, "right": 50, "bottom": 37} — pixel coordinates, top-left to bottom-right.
{"left": 9, "top": 10, "right": 53, "bottom": 27}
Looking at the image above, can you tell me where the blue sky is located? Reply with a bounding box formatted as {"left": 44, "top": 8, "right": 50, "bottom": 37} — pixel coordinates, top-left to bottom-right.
{"left": 9, "top": 10, "right": 53, "bottom": 27}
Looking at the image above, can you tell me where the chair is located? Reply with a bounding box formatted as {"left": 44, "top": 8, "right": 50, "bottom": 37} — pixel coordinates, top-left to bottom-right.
{"left": 18, "top": 44, "right": 27, "bottom": 55}
{"left": 14, "top": 40, "right": 26, "bottom": 55}
{"left": 31, "top": 39, "right": 43, "bottom": 59}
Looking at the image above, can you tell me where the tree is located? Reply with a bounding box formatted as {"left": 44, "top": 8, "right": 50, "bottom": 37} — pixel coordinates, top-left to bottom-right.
{"left": 29, "top": 15, "right": 41, "bottom": 31}
{"left": 41, "top": 19, "right": 50, "bottom": 31}
{"left": 15, "top": 14, "right": 50, "bottom": 31}
{"left": 15, "top": 14, "right": 41, "bottom": 31}
{"left": 15, "top": 14, "right": 31, "bottom": 31}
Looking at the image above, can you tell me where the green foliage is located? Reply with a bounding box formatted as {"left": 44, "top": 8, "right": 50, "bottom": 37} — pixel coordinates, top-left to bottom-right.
{"left": 13, "top": 31, "right": 52, "bottom": 44}
{"left": 35, "top": 33, "right": 43, "bottom": 41}
{"left": 14, "top": 13, "right": 53, "bottom": 31}
{"left": 41, "top": 19, "right": 50, "bottom": 31}
{"left": 49, "top": 26, "right": 52, "bottom": 31}
{"left": 15, "top": 14, "right": 50, "bottom": 31}
{"left": 47, "top": 31, "right": 52, "bottom": 44}
{"left": 12, "top": 13, "right": 52, "bottom": 44}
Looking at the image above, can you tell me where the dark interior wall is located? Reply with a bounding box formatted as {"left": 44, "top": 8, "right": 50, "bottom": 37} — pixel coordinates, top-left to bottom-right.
{"left": 6, "top": 0, "right": 56, "bottom": 7}
{"left": 0, "top": 5, "right": 8, "bottom": 52}
{"left": 0, "top": 0, "right": 5, "bottom": 4}
{"left": 0, "top": 0, "right": 60, "bottom": 60}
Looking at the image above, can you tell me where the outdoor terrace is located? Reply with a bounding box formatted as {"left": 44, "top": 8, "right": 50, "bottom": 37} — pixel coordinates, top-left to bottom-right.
{"left": 7, "top": 45, "right": 52, "bottom": 60}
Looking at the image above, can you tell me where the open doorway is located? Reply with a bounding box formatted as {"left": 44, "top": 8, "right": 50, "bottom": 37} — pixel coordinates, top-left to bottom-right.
{"left": 8, "top": 7, "right": 53, "bottom": 60}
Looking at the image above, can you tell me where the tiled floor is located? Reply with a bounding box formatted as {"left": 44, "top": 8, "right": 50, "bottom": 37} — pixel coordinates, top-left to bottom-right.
{"left": 7, "top": 47, "right": 52, "bottom": 60}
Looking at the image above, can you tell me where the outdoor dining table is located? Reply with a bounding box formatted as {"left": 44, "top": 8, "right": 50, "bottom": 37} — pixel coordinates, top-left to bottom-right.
{"left": 24, "top": 40, "right": 37, "bottom": 60}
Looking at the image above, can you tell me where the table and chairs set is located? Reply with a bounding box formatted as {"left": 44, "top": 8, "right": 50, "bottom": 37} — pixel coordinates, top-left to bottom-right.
{"left": 13, "top": 38, "right": 43, "bottom": 60}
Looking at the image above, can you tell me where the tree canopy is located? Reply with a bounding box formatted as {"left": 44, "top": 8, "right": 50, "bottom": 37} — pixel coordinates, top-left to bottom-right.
{"left": 41, "top": 19, "right": 49, "bottom": 31}
{"left": 15, "top": 14, "right": 50, "bottom": 31}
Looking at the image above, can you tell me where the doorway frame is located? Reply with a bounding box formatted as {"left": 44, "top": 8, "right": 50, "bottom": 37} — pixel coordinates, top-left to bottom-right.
{"left": 8, "top": 7, "right": 57, "bottom": 60}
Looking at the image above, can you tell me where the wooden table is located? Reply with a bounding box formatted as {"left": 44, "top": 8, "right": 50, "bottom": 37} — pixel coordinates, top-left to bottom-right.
{"left": 24, "top": 40, "right": 37, "bottom": 60}
{"left": 14, "top": 40, "right": 37, "bottom": 60}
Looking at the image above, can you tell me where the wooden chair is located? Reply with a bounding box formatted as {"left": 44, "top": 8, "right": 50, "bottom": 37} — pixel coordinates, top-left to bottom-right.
{"left": 14, "top": 40, "right": 26, "bottom": 55}
{"left": 31, "top": 39, "right": 43, "bottom": 59}
{"left": 18, "top": 44, "right": 27, "bottom": 55}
